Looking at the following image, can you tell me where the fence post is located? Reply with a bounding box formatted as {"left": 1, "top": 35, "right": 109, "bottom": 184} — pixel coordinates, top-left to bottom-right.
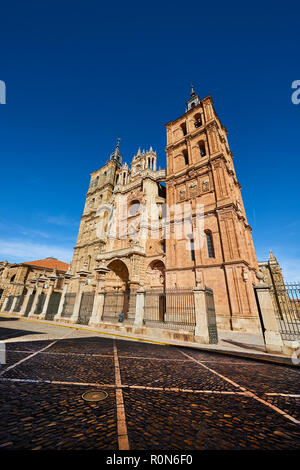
{"left": 9, "top": 296, "right": 18, "bottom": 313}
{"left": 89, "top": 264, "right": 109, "bottom": 326}
{"left": 54, "top": 271, "right": 73, "bottom": 321}
{"left": 70, "top": 283, "right": 84, "bottom": 324}
{"left": 20, "top": 287, "right": 35, "bottom": 316}
{"left": 89, "top": 290, "right": 105, "bottom": 325}
{"left": 1, "top": 296, "right": 10, "bottom": 312}
{"left": 28, "top": 273, "right": 48, "bottom": 317}
{"left": 134, "top": 287, "right": 145, "bottom": 329}
{"left": 40, "top": 269, "right": 59, "bottom": 319}
{"left": 193, "top": 287, "right": 210, "bottom": 344}
{"left": 39, "top": 285, "right": 54, "bottom": 319}
{"left": 254, "top": 281, "right": 284, "bottom": 353}
{"left": 28, "top": 287, "right": 43, "bottom": 317}
{"left": 70, "top": 269, "right": 90, "bottom": 323}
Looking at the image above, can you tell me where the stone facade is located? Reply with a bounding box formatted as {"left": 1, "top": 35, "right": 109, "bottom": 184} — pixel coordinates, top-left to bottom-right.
{"left": 68, "top": 142, "right": 167, "bottom": 294}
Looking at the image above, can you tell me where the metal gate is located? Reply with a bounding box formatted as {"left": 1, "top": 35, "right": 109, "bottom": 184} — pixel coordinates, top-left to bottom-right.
{"left": 144, "top": 288, "right": 195, "bottom": 330}
{"left": 62, "top": 293, "right": 76, "bottom": 318}
{"left": 34, "top": 293, "right": 46, "bottom": 315}
{"left": 45, "top": 292, "right": 62, "bottom": 320}
{"left": 15, "top": 295, "right": 25, "bottom": 313}
{"left": 78, "top": 292, "right": 95, "bottom": 325}
{"left": 25, "top": 292, "right": 36, "bottom": 316}
{"left": 103, "top": 290, "right": 131, "bottom": 323}
{"left": 205, "top": 288, "right": 218, "bottom": 344}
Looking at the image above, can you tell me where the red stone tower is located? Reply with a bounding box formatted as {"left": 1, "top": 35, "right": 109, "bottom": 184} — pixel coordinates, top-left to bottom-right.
{"left": 165, "top": 86, "right": 260, "bottom": 333}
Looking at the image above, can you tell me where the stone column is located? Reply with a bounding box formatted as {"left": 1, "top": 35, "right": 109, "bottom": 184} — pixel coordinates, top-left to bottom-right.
{"left": 54, "top": 271, "right": 73, "bottom": 321}
{"left": 133, "top": 287, "right": 145, "bottom": 329}
{"left": 39, "top": 268, "right": 59, "bottom": 319}
{"left": 28, "top": 273, "right": 48, "bottom": 318}
{"left": 39, "top": 284, "right": 54, "bottom": 319}
{"left": 19, "top": 286, "right": 35, "bottom": 316}
{"left": 70, "top": 269, "right": 90, "bottom": 324}
{"left": 254, "top": 278, "right": 284, "bottom": 353}
{"left": 1, "top": 296, "right": 10, "bottom": 312}
{"left": 28, "top": 286, "right": 43, "bottom": 317}
{"left": 89, "top": 264, "right": 109, "bottom": 326}
{"left": 193, "top": 286, "right": 210, "bottom": 344}
{"left": 9, "top": 296, "right": 18, "bottom": 313}
{"left": 89, "top": 289, "right": 105, "bottom": 325}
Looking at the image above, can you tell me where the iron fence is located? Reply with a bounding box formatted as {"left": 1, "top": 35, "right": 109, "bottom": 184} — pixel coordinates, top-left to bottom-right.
{"left": 144, "top": 288, "right": 195, "bottom": 331}
{"left": 45, "top": 292, "right": 62, "bottom": 320}
{"left": 274, "top": 282, "right": 300, "bottom": 341}
{"left": 34, "top": 293, "right": 46, "bottom": 315}
{"left": 15, "top": 295, "right": 25, "bottom": 313}
{"left": 78, "top": 292, "right": 95, "bottom": 325}
{"left": 103, "top": 290, "right": 135, "bottom": 324}
{"left": 25, "top": 292, "right": 36, "bottom": 316}
{"left": 62, "top": 293, "right": 76, "bottom": 319}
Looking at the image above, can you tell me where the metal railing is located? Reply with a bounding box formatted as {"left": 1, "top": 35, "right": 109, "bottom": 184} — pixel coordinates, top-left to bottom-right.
{"left": 274, "top": 282, "right": 300, "bottom": 341}
{"left": 15, "top": 295, "right": 25, "bottom": 312}
{"left": 62, "top": 293, "right": 76, "bottom": 319}
{"left": 102, "top": 290, "right": 135, "bottom": 324}
{"left": 144, "top": 288, "right": 195, "bottom": 331}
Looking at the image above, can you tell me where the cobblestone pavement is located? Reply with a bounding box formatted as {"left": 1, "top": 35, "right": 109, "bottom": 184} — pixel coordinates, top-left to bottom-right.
{"left": 0, "top": 316, "right": 299, "bottom": 450}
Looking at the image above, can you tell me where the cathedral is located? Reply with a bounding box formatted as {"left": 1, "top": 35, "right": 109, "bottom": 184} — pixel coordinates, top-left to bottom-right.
{"left": 64, "top": 86, "right": 261, "bottom": 334}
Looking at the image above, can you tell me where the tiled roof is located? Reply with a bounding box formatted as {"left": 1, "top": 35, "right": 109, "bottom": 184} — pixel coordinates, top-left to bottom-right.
{"left": 23, "top": 258, "right": 69, "bottom": 271}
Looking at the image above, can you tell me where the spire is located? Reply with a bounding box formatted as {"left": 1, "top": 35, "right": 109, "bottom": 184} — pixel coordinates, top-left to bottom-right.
{"left": 110, "top": 137, "right": 122, "bottom": 168}
{"left": 190, "top": 82, "right": 195, "bottom": 96}
{"left": 186, "top": 82, "right": 201, "bottom": 112}
{"left": 269, "top": 250, "right": 279, "bottom": 265}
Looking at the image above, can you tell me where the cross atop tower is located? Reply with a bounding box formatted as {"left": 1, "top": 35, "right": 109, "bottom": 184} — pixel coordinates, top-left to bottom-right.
{"left": 186, "top": 82, "right": 201, "bottom": 112}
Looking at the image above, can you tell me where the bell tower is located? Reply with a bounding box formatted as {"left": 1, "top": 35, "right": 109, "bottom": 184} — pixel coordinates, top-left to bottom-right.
{"left": 165, "top": 85, "right": 261, "bottom": 333}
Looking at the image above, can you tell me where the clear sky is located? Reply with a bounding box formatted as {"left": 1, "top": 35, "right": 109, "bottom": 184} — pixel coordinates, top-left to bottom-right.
{"left": 0, "top": 1, "right": 299, "bottom": 281}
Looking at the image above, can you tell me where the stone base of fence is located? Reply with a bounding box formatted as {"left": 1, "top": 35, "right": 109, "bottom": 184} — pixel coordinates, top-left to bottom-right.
{"left": 88, "top": 320, "right": 195, "bottom": 343}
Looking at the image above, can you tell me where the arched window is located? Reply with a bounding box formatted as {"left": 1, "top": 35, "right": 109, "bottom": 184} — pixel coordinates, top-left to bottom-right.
{"left": 206, "top": 231, "right": 215, "bottom": 258}
{"left": 199, "top": 141, "right": 206, "bottom": 157}
{"left": 95, "top": 176, "right": 99, "bottom": 186}
{"left": 10, "top": 274, "right": 16, "bottom": 283}
{"left": 187, "top": 234, "right": 195, "bottom": 262}
{"left": 180, "top": 122, "right": 187, "bottom": 136}
{"left": 194, "top": 113, "right": 202, "bottom": 128}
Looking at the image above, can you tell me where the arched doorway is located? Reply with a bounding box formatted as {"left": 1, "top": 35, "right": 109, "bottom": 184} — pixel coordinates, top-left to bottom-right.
{"left": 105, "top": 260, "right": 129, "bottom": 291}
{"left": 146, "top": 260, "right": 166, "bottom": 290}
{"left": 103, "top": 259, "right": 131, "bottom": 321}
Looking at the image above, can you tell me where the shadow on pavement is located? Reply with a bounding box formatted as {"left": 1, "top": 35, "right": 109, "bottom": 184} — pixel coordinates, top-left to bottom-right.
{"left": 222, "top": 338, "right": 266, "bottom": 352}
{"left": 0, "top": 327, "right": 45, "bottom": 341}
{"left": 0, "top": 317, "right": 20, "bottom": 322}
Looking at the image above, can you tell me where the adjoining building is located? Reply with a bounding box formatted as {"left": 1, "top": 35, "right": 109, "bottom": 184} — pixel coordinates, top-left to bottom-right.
{"left": 0, "top": 258, "right": 68, "bottom": 313}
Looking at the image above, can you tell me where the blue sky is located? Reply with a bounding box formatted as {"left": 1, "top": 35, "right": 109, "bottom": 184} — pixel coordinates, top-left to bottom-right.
{"left": 0, "top": 1, "right": 299, "bottom": 281}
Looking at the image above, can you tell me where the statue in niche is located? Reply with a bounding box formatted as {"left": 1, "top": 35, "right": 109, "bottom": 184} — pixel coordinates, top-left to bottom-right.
{"left": 189, "top": 181, "right": 198, "bottom": 197}
{"left": 179, "top": 188, "right": 186, "bottom": 201}
{"left": 202, "top": 179, "right": 209, "bottom": 192}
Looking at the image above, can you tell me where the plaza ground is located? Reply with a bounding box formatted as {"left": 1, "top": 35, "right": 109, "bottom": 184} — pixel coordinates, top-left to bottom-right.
{"left": 0, "top": 316, "right": 299, "bottom": 450}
